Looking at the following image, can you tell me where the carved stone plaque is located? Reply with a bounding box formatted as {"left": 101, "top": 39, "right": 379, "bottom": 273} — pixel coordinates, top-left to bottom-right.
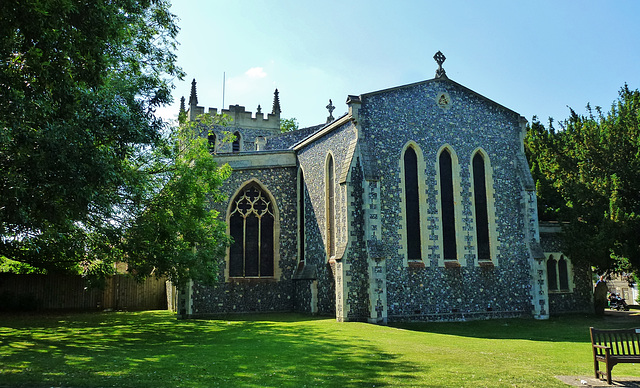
{"left": 436, "top": 92, "right": 452, "bottom": 111}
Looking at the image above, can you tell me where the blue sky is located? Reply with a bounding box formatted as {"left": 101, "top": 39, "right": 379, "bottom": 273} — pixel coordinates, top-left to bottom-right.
{"left": 159, "top": 1, "right": 640, "bottom": 129}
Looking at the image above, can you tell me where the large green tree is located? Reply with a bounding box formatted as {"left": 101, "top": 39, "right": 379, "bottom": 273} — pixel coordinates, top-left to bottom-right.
{"left": 121, "top": 114, "right": 232, "bottom": 286}
{"left": 525, "top": 85, "right": 640, "bottom": 273}
{"left": 1, "top": 1, "right": 230, "bottom": 285}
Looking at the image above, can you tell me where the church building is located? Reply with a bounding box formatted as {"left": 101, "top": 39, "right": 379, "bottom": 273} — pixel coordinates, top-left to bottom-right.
{"left": 177, "top": 53, "right": 592, "bottom": 322}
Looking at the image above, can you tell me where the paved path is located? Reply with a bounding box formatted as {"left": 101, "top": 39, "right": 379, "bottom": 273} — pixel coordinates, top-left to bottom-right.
{"left": 557, "top": 375, "right": 640, "bottom": 387}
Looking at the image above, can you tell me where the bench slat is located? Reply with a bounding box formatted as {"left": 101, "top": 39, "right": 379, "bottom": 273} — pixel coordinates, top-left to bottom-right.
{"left": 592, "top": 328, "right": 640, "bottom": 356}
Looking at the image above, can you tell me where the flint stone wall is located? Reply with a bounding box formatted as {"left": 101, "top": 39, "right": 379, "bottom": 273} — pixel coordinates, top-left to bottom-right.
{"left": 189, "top": 165, "right": 299, "bottom": 315}
{"left": 358, "top": 79, "right": 533, "bottom": 320}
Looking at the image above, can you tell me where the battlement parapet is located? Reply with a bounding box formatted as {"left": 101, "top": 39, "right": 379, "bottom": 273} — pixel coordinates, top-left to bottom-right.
{"left": 188, "top": 104, "right": 280, "bottom": 132}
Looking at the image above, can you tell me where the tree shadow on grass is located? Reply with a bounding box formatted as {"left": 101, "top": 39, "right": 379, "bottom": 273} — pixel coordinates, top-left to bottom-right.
{"left": 0, "top": 311, "right": 420, "bottom": 388}
{"left": 390, "top": 312, "right": 640, "bottom": 343}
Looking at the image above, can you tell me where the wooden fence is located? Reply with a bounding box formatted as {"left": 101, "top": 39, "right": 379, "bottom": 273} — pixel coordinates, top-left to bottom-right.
{"left": 0, "top": 274, "right": 169, "bottom": 311}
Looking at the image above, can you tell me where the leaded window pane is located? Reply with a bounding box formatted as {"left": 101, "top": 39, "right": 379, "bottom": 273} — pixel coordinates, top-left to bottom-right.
{"left": 261, "top": 215, "right": 274, "bottom": 276}
{"left": 244, "top": 214, "right": 259, "bottom": 276}
{"left": 229, "top": 215, "right": 244, "bottom": 277}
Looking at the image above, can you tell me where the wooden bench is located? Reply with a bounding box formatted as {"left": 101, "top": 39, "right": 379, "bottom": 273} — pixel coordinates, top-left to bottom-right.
{"left": 590, "top": 327, "right": 640, "bottom": 384}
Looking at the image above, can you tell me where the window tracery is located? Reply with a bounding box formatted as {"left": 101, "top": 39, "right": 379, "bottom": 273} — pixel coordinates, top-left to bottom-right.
{"left": 229, "top": 184, "right": 274, "bottom": 277}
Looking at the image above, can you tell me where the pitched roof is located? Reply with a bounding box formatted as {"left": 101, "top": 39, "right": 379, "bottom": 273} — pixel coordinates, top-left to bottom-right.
{"left": 292, "top": 114, "right": 350, "bottom": 151}
{"left": 264, "top": 124, "right": 325, "bottom": 151}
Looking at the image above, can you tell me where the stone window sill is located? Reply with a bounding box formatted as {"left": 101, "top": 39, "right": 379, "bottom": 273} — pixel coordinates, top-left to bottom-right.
{"left": 227, "top": 277, "right": 278, "bottom": 284}
{"left": 408, "top": 261, "right": 425, "bottom": 269}
{"left": 549, "top": 289, "right": 573, "bottom": 294}
{"left": 444, "top": 260, "right": 461, "bottom": 268}
{"left": 478, "top": 261, "right": 495, "bottom": 268}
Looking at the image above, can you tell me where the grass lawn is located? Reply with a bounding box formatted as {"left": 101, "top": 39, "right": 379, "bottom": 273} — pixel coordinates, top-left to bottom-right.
{"left": 1, "top": 310, "right": 639, "bottom": 387}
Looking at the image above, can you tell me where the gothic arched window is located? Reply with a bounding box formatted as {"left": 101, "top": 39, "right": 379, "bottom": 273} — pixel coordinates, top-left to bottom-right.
{"left": 558, "top": 255, "right": 569, "bottom": 290}
{"left": 403, "top": 146, "right": 421, "bottom": 261}
{"left": 326, "top": 155, "right": 335, "bottom": 258}
{"left": 473, "top": 152, "right": 491, "bottom": 261}
{"left": 208, "top": 132, "right": 216, "bottom": 152}
{"left": 229, "top": 184, "right": 274, "bottom": 277}
{"left": 547, "top": 255, "right": 558, "bottom": 291}
{"left": 547, "top": 254, "right": 571, "bottom": 292}
{"left": 232, "top": 131, "right": 241, "bottom": 153}
{"left": 298, "top": 168, "right": 306, "bottom": 268}
{"left": 439, "top": 149, "right": 457, "bottom": 261}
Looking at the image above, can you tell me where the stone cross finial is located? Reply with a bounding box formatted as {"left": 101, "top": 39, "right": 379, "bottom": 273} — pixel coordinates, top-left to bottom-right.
{"left": 434, "top": 51, "right": 446, "bottom": 78}
{"left": 326, "top": 99, "right": 335, "bottom": 123}
{"left": 256, "top": 104, "right": 262, "bottom": 114}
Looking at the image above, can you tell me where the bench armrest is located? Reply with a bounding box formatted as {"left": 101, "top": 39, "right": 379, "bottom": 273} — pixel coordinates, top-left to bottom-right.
{"left": 593, "top": 344, "right": 612, "bottom": 350}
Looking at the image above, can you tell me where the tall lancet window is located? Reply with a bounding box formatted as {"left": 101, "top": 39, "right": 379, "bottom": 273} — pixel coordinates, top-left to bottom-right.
{"left": 473, "top": 152, "right": 491, "bottom": 261}
{"left": 229, "top": 184, "right": 275, "bottom": 277}
{"left": 208, "top": 132, "right": 216, "bottom": 153}
{"left": 404, "top": 147, "right": 421, "bottom": 260}
{"left": 546, "top": 254, "right": 571, "bottom": 292}
{"left": 326, "top": 155, "right": 335, "bottom": 258}
{"left": 232, "top": 131, "right": 241, "bottom": 153}
{"left": 298, "top": 168, "right": 306, "bottom": 267}
{"left": 558, "top": 256, "right": 569, "bottom": 290}
{"left": 547, "top": 255, "right": 558, "bottom": 291}
{"left": 439, "top": 149, "right": 457, "bottom": 261}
